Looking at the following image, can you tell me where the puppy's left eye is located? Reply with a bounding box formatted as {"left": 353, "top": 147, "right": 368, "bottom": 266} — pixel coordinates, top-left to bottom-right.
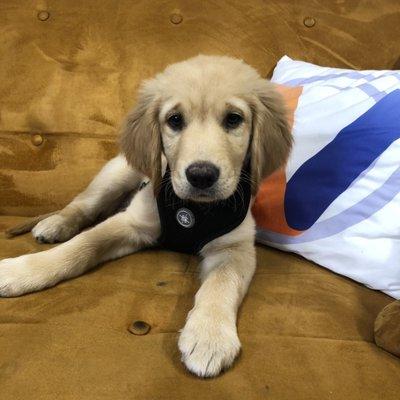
{"left": 224, "top": 112, "right": 243, "bottom": 129}
{"left": 167, "top": 113, "right": 184, "bottom": 131}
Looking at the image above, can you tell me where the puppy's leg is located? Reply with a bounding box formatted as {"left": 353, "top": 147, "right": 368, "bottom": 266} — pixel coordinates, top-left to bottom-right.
{"left": 32, "top": 155, "right": 143, "bottom": 243}
{"left": 0, "top": 184, "right": 160, "bottom": 297}
{"left": 179, "top": 212, "right": 256, "bottom": 378}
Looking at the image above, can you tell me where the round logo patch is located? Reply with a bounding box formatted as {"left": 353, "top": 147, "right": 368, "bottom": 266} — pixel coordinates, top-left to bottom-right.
{"left": 176, "top": 208, "right": 195, "bottom": 228}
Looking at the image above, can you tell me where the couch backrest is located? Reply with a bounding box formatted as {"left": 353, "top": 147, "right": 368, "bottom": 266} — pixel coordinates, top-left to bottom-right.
{"left": 1, "top": 0, "right": 399, "bottom": 216}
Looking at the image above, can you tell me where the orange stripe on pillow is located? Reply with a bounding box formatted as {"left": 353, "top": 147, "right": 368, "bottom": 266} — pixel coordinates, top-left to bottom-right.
{"left": 275, "top": 84, "right": 303, "bottom": 129}
{"left": 252, "top": 84, "right": 303, "bottom": 236}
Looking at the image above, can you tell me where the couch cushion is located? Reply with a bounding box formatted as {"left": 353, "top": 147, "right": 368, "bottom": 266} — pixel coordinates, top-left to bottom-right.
{"left": 1, "top": 216, "right": 399, "bottom": 399}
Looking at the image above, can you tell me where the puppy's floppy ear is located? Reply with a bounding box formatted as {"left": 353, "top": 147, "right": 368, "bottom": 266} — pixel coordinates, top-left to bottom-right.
{"left": 120, "top": 80, "right": 162, "bottom": 193}
{"left": 250, "top": 81, "right": 292, "bottom": 194}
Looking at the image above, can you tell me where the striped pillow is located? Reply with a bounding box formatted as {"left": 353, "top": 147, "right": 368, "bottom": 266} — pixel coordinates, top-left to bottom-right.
{"left": 253, "top": 56, "right": 400, "bottom": 298}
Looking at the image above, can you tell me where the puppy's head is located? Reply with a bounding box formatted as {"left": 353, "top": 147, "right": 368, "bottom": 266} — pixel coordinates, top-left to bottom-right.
{"left": 121, "top": 55, "right": 292, "bottom": 201}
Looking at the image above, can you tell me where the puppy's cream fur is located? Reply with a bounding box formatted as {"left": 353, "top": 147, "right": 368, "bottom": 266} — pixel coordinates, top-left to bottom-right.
{"left": 0, "top": 55, "right": 291, "bottom": 378}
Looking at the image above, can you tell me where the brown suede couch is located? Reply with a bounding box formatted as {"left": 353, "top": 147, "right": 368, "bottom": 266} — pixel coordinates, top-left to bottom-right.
{"left": 1, "top": 1, "right": 400, "bottom": 399}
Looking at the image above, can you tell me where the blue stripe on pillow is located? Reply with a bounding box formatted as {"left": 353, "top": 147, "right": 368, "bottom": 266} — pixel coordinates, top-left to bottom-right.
{"left": 285, "top": 89, "right": 400, "bottom": 230}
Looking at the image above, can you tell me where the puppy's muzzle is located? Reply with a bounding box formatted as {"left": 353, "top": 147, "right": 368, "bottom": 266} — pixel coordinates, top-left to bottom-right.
{"left": 185, "top": 162, "right": 220, "bottom": 190}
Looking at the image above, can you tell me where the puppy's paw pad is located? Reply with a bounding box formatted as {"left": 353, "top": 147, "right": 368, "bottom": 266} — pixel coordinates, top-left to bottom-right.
{"left": 178, "top": 312, "right": 241, "bottom": 378}
{"left": 32, "top": 214, "right": 79, "bottom": 243}
{"left": 35, "top": 235, "right": 46, "bottom": 244}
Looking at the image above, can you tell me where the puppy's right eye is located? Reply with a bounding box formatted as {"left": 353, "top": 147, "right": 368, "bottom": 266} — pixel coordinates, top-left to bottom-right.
{"left": 167, "top": 113, "right": 184, "bottom": 131}
{"left": 224, "top": 112, "right": 244, "bottom": 130}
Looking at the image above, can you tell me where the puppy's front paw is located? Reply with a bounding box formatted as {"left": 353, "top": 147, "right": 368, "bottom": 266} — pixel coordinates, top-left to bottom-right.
{"left": 32, "top": 214, "right": 79, "bottom": 243}
{"left": 178, "top": 309, "right": 241, "bottom": 378}
{"left": 0, "top": 255, "right": 52, "bottom": 297}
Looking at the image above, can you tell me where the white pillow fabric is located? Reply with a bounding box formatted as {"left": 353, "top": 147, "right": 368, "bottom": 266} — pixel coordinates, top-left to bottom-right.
{"left": 254, "top": 56, "right": 400, "bottom": 299}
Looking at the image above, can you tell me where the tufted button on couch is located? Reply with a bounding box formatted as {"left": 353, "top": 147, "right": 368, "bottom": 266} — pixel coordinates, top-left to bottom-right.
{"left": 1, "top": 1, "right": 400, "bottom": 399}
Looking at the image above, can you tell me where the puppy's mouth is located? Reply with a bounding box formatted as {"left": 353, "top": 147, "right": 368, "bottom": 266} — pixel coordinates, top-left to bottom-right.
{"left": 172, "top": 179, "right": 237, "bottom": 203}
{"left": 186, "top": 187, "right": 218, "bottom": 202}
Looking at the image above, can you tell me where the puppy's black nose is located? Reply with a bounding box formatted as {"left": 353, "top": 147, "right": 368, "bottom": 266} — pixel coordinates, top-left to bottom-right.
{"left": 185, "top": 162, "right": 220, "bottom": 189}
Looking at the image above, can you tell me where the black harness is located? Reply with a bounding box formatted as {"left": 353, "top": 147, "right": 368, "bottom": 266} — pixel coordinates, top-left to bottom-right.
{"left": 156, "top": 159, "right": 252, "bottom": 255}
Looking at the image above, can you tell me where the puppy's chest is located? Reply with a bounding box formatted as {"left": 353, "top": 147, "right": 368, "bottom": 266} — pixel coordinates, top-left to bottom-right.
{"left": 155, "top": 166, "right": 251, "bottom": 255}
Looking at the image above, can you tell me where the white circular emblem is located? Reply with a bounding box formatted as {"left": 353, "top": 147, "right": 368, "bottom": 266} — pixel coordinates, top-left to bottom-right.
{"left": 176, "top": 208, "right": 195, "bottom": 228}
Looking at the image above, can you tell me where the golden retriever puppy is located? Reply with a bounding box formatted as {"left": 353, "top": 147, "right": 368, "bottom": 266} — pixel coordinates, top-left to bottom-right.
{"left": 0, "top": 55, "right": 291, "bottom": 377}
